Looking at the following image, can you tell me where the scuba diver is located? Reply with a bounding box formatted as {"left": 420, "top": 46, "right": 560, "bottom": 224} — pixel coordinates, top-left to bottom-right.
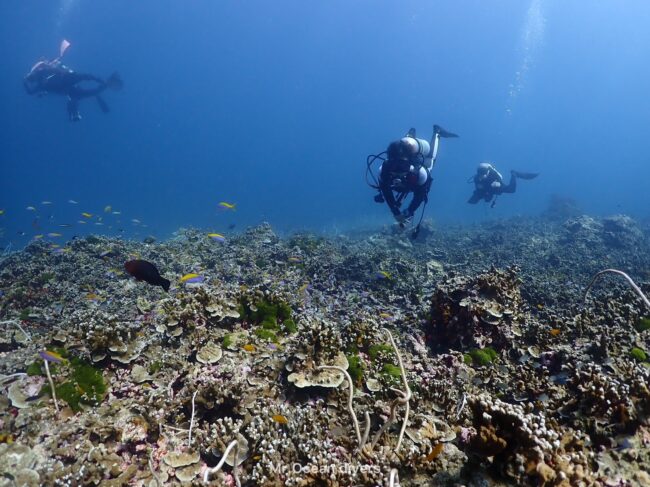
{"left": 24, "top": 39, "right": 123, "bottom": 122}
{"left": 367, "top": 124, "right": 458, "bottom": 238}
{"left": 467, "top": 162, "right": 539, "bottom": 207}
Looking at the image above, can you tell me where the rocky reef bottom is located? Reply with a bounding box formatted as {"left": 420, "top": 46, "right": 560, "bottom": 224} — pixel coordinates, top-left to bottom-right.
{"left": 0, "top": 214, "right": 649, "bottom": 486}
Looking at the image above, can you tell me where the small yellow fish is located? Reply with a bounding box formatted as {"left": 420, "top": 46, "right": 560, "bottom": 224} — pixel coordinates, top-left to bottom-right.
{"left": 298, "top": 283, "right": 309, "bottom": 294}
{"left": 86, "top": 293, "right": 101, "bottom": 301}
{"left": 47, "top": 232, "right": 62, "bottom": 237}
{"left": 549, "top": 328, "right": 561, "bottom": 337}
{"left": 379, "top": 313, "right": 393, "bottom": 320}
{"left": 218, "top": 202, "right": 236, "bottom": 210}
{"left": 272, "top": 414, "right": 288, "bottom": 424}
{"left": 536, "top": 304, "right": 544, "bottom": 310}
{"left": 377, "top": 270, "right": 392, "bottom": 280}
{"left": 104, "top": 205, "right": 112, "bottom": 213}
{"left": 288, "top": 256, "right": 302, "bottom": 263}
{"left": 39, "top": 350, "right": 65, "bottom": 363}
{"left": 243, "top": 344, "right": 255, "bottom": 352}
{"left": 33, "top": 234, "right": 43, "bottom": 239}
{"left": 207, "top": 233, "right": 226, "bottom": 242}
{"left": 179, "top": 273, "right": 200, "bottom": 283}
{"left": 81, "top": 212, "right": 93, "bottom": 218}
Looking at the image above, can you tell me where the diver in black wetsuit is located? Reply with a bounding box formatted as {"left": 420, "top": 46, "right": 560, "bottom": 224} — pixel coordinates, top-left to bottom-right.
{"left": 24, "top": 40, "right": 122, "bottom": 122}
{"left": 467, "top": 162, "right": 539, "bottom": 207}
{"left": 373, "top": 125, "right": 458, "bottom": 227}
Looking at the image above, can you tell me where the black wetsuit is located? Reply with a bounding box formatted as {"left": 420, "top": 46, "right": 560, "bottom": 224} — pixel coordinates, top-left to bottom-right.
{"left": 24, "top": 64, "right": 109, "bottom": 121}
{"left": 468, "top": 169, "right": 518, "bottom": 204}
{"left": 379, "top": 157, "right": 431, "bottom": 219}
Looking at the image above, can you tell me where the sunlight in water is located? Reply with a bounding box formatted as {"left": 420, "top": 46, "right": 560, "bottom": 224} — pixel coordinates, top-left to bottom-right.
{"left": 56, "top": 0, "right": 78, "bottom": 31}
{"left": 506, "top": 0, "right": 546, "bottom": 114}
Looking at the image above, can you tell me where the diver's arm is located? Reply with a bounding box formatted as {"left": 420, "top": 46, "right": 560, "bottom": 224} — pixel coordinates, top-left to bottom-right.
{"left": 379, "top": 178, "right": 401, "bottom": 217}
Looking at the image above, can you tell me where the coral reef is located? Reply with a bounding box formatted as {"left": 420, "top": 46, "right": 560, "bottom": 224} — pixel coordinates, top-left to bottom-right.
{"left": 0, "top": 214, "right": 649, "bottom": 485}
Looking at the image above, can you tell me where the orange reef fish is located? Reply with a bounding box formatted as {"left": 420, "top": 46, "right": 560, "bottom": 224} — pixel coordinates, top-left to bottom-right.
{"left": 243, "top": 344, "right": 255, "bottom": 352}
{"left": 549, "top": 328, "right": 561, "bottom": 336}
{"left": 124, "top": 260, "right": 170, "bottom": 292}
{"left": 272, "top": 415, "right": 288, "bottom": 424}
{"left": 424, "top": 443, "right": 444, "bottom": 462}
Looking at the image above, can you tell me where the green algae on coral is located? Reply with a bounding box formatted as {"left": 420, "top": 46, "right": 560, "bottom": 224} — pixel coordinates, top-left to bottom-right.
{"left": 346, "top": 354, "right": 363, "bottom": 384}
{"left": 465, "top": 347, "right": 498, "bottom": 367}
{"left": 254, "top": 328, "right": 278, "bottom": 342}
{"left": 41, "top": 357, "right": 107, "bottom": 412}
{"left": 630, "top": 347, "right": 647, "bottom": 362}
{"left": 369, "top": 344, "right": 392, "bottom": 361}
{"left": 26, "top": 362, "right": 43, "bottom": 377}
{"left": 148, "top": 361, "right": 163, "bottom": 375}
{"left": 283, "top": 319, "right": 297, "bottom": 334}
{"left": 222, "top": 333, "right": 236, "bottom": 348}
{"left": 381, "top": 363, "right": 401, "bottom": 379}
{"left": 636, "top": 317, "right": 650, "bottom": 332}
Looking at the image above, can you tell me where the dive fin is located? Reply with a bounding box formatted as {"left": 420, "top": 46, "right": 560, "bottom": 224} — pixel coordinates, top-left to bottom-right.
{"left": 60, "top": 39, "right": 71, "bottom": 58}
{"left": 106, "top": 72, "right": 123, "bottom": 91}
{"left": 433, "top": 124, "right": 459, "bottom": 138}
{"left": 96, "top": 95, "right": 110, "bottom": 113}
{"left": 512, "top": 171, "right": 539, "bottom": 180}
{"left": 406, "top": 128, "right": 416, "bottom": 137}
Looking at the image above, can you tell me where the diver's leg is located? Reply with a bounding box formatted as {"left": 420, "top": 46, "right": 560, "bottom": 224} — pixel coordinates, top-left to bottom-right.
{"left": 96, "top": 95, "right": 110, "bottom": 113}
{"left": 500, "top": 172, "right": 518, "bottom": 194}
{"left": 423, "top": 132, "right": 440, "bottom": 170}
{"left": 467, "top": 192, "right": 481, "bottom": 204}
{"left": 406, "top": 188, "right": 425, "bottom": 217}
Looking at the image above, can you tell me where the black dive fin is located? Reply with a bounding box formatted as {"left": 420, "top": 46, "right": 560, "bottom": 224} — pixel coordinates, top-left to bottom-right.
{"left": 106, "top": 72, "right": 123, "bottom": 91}
{"left": 406, "top": 128, "right": 416, "bottom": 137}
{"left": 434, "top": 124, "right": 459, "bottom": 138}
{"left": 512, "top": 171, "right": 539, "bottom": 180}
{"left": 96, "top": 95, "right": 110, "bottom": 113}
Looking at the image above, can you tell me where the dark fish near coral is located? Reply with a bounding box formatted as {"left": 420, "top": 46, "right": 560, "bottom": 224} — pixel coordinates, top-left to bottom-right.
{"left": 124, "top": 260, "right": 170, "bottom": 291}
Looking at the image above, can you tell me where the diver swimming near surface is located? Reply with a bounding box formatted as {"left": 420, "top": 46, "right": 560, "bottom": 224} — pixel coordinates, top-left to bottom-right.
{"left": 24, "top": 39, "right": 123, "bottom": 122}
{"left": 467, "top": 162, "right": 539, "bottom": 207}
{"left": 367, "top": 124, "right": 458, "bottom": 239}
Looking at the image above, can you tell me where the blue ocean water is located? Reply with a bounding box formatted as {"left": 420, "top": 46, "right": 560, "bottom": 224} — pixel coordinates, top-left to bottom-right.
{"left": 1, "top": 0, "right": 650, "bottom": 247}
